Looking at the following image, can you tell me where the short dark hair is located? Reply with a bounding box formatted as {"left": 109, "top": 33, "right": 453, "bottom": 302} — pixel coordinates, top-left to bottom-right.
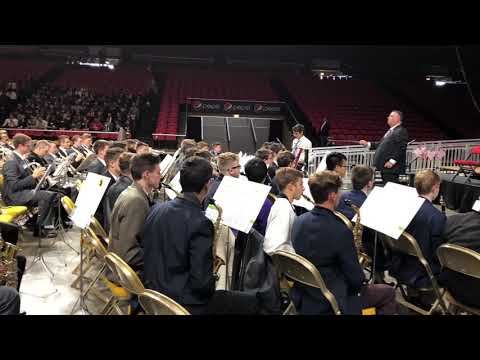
{"left": 309, "top": 171, "right": 342, "bottom": 204}
{"left": 12, "top": 134, "right": 31, "bottom": 148}
{"left": 392, "top": 110, "right": 403, "bottom": 121}
{"left": 245, "top": 158, "right": 267, "bottom": 183}
{"left": 195, "top": 150, "right": 213, "bottom": 161}
{"left": 292, "top": 124, "right": 304, "bottom": 133}
{"left": 197, "top": 141, "right": 209, "bottom": 150}
{"left": 326, "top": 152, "right": 347, "bottom": 171}
{"left": 351, "top": 165, "right": 374, "bottom": 190}
{"left": 110, "top": 141, "right": 127, "bottom": 151}
{"left": 277, "top": 151, "right": 295, "bottom": 168}
{"left": 105, "top": 148, "right": 124, "bottom": 167}
{"left": 275, "top": 167, "right": 303, "bottom": 191}
{"left": 93, "top": 140, "right": 110, "bottom": 154}
{"left": 119, "top": 152, "right": 134, "bottom": 175}
{"left": 180, "top": 156, "right": 213, "bottom": 193}
{"left": 131, "top": 153, "right": 161, "bottom": 181}
{"left": 269, "top": 142, "right": 283, "bottom": 154}
{"left": 255, "top": 148, "right": 273, "bottom": 162}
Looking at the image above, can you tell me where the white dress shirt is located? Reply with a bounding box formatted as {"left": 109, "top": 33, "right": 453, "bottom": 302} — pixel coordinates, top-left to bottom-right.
{"left": 291, "top": 135, "right": 312, "bottom": 165}
{"left": 264, "top": 198, "right": 296, "bottom": 255}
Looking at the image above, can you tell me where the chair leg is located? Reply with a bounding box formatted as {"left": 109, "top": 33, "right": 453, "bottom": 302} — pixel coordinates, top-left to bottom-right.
{"left": 83, "top": 264, "right": 106, "bottom": 299}
{"left": 100, "top": 297, "right": 117, "bottom": 315}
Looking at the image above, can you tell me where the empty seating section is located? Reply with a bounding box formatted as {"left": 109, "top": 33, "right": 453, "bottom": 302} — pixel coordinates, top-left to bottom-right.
{"left": 154, "top": 69, "right": 278, "bottom": 140}
{"left": 279, "top": 75, "right": 447, "bottom": 142}
{"left": 53, "top": 65, "right": 153, "bottom": 96}
{"left": 0, "top": 59, "right": 55, "bottom": 88}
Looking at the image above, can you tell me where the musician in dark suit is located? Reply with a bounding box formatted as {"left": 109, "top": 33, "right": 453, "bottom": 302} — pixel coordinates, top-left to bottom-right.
{"left": 27, "top": 140, "right": 49, "bottom": 167}
{"left": 359, "top": 110, "right": 408, "bottom": 184}
{"left": 437, "top": 209, "right": 480, "bottom": 308}
{"left": 142, "top": 156, "right": 216, "bottom": 315}
{"left": 255, "top": 148, "right": 274, "bottom": 185}
{"left": 389, "top": 170, "right": 446, "bottom": 290}
{"left": 270, "top": 151, "right": 296, "bottom": 195}
{"left": 291, "top": 171, "right": 398, "bottom": 315}
{"left": 105, "top": 152, "right": 134, "bottom": 213}
{"left": 2, "top": 134, "right": 58, "bottom": 236}
{"left": 109, "top": 153, "right": 161, "bottom": 276}
{"left": 44, "top": 142, "right": 60, "bottom": 166}
{"left": 326, "top": 152, "right": 348, "bottom": 179}
{"left": 80, "top": 133, "right": 93, "bottom": 156}
{"left": 85, "top": 140, "right": 110, "bottom": 175}
{"left": 318, "top": 117, "right": 330, "bottom": 147}
{"left": 267, "top": 142, "right": 282, "bottom": 181}
{"left": 0, "top": 286, "right": 20, "bottom": 315}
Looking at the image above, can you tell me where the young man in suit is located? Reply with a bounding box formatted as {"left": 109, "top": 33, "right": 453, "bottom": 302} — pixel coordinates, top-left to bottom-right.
{"left": 270, "top": 150, "right": 296, "bottom": 195}
{"left": 2, "top": 134, "right": 58, "bottom": 237}
{"left": 326, "top": 152, "right": 348, "bottom": 179}
{"left": 389, "top": 170, "right": 446, "bottom": 290}
{"left": 109, "top": 153, "right": 161, "bottom": 277}
{"left": 0, "top": 286, "right": 20, "bottom": 315}
{"left": 142, "top": 156, "right": 216, "bottom": 315}
{"left": 105, "top": 152, "right": 134, "bottom": 213}
{"left": 359, "top": 110, "right": 409, "bottom": 184}
{"left": 85, "top": 140, "right": 110, "bottom": 175}
{"left": 291, "top": 171, "right": 398, "bottom": 315}
{"left": 291, "top": 124, "right": 312, "bottom": 172}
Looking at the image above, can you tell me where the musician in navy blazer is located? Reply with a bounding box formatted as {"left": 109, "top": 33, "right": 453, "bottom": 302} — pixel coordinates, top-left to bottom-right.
{"left": 291, "top": 171, "right": 398, "bottom": 315}
{"left": 389, "top": 170, "right": 447, "bottom": 288}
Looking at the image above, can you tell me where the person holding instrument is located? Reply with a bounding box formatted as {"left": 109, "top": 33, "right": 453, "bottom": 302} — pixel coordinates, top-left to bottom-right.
{"left": 2, "top": 134, "right": 58, "bottom": 237}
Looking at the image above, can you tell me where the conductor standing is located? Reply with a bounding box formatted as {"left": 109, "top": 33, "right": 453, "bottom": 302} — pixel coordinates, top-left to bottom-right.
{"left": 359, "top": 110, "right": 408, "bottom": 184}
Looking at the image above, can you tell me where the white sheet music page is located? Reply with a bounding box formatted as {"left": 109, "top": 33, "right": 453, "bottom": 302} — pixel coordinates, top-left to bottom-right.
{"left": 213, "top": 176, "right": 271, "bottom": 233}
{"left": 165, "top": 172, "right": 182, "bottom": 200}
{"left": 160, "top": 154, "right": 174, "bottom": 175}
{"left": 359, "top": 184, "right": 425, "bottom": 239}
{"left": 71, "top": 172, "right": 111, "bottom": 229}
{"left": 293, "top": 178, "right": 315, "bottom": 210}
{"left": 316, "top": 151, "right": 331, "bottom": 173}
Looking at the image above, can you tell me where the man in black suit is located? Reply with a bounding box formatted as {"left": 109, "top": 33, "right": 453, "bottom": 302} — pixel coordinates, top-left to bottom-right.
{"left": 318, "top": 117, "right": 330, "bottom": 147}
{"left": 27, "top": 140, "right": 49, "bottom": 167}
{"left": 105, "top": 152, "right": 134, "bottom": 214}
{"left": 291, "top": 171, "right": 398, "bottom": 315}
{"left": 142, "top": 156, "right": 216, "bottom": 315}
{"left": 85, "top": 140, "right": 110, "bottom": 175}
{"left": 2, "top": 134, "right": 58, "bottom": 236}
{"left": 359, "top": 110, "right": 408, "bottom": 184}
{"left": 389, "top": 170, "right": 446, "bottom": 290}
{"left": 0, "top": 286, "right": 20, "bottom": 315}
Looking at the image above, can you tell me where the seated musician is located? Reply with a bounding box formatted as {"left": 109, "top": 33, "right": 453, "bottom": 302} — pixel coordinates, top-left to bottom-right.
{"left": 44, "top": 141, "right": 61, "bottom": 165}
{"left": 27, "top": 140, "right": 49, "bottom": 167}
{"left": 136, "top": 142, "right": 150, "bottom": 155}
{"left": 437, "top": 208, "right": 480, "bottom": 308}
{"left": 171, "top": 139, "right": 197, "bottom": 175}
{"left": 79, "top": 133, "right": 93, "bottom": 156}
{"left": 266, "top": 142, "right": 283, "bottom": 181}
{"left": 389, "top": 170, "right": 447, "bottom": 290}
{"left": 255, "top": 148, "right": 274, "bottom": 185}
{"left": 203, "top": 152, "right": 241, "bottom": 209}
{"left": 85, "top": 140, "right": 110, "bottom": 175}
{"left": 105, "top": 152, "right": 134, "bottom": 213}
{"left": 291, "top": 171, "right": 398, "bottom": 315}
{"left": 264, "top": 167, "right": 304, "bottom": 255}
{"left": 325, "top": 152, "right": 348, "bottom": 178}
{"left": 197, "top": 141, "right": 210, "bottom": 152}
{"left": 71, "top": 135, "right": 84, "bottom": 157}
{"left": 142, "top": 156, "right": 216, "bottom": 315}
{"left": 0, "top": 131, "right": 14, "bottom": 150}
{"left": 0, "top": 286, "right": 20, "bottom": 315}
{"left": 58, "top": 135, "right": 84, "bottom": 168}
{"left": 2, "top": 134, "right": 58, "bottom": 237}
{"left": 270, "top": 151, "right": 296, "bottom": 195}
{"left": 244, "top": 158, "right": 274, "bottom": 236}
{"left": 109, "top": 153, "right": 161, "bottom": 278}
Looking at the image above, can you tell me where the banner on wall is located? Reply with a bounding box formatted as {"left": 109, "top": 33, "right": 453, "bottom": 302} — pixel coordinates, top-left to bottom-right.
{"left": 187, "top": 98, "right": 286, "bottom": 118}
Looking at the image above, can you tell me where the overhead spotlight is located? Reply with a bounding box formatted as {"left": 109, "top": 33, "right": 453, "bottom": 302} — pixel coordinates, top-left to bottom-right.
{"left": 320, "top": 72, "right": 324, "bottom": 76}
{"left": 435, "top": 81, "right": 446, "bottom": 87}
{"left": 233, "top": 114, "right": 239, "bottom": 118}
{"left": 426, "top": 77, "right": 430, "bottom": 80}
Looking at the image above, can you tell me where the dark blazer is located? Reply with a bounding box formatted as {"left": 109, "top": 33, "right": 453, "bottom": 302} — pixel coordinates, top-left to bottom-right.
{"left": 336, "top": 189, "right": 367, "bottom": 220}
{"left": 291, "top": 206, "right": 365, "bottom": 315}
{"left": 267, "top": 163, "right": 278, "bottom": 183}
{"left": 2, "top": 152, "right": 37, "bottom": 205}
{"left": 57, "top": 148, "right": 70, "bottom": 159}
{"left": 443, "top": 211, "right": 480, "bottom": 252}
{"left": 389, "top": 199, "right": 447, "bottom": 288}
{"left": 98, "top": 169, "right": 117, "bottom": 232}
{"left": 203, "top": 174, "right": 223, "bottom": 210}
{"left": 106, "top": 176, "right": 133, "bottom": 214}
{"left": 86, "top": 158, "right": 107, "bottom": 175}
{"left": 27, "top": 152, "right": 48, "bottom": 167}
{"left": 371, "top": 125, "right": 408, "bottom": 174}
{"left": 142, "top": 192, "right": 216, "bottom": 307}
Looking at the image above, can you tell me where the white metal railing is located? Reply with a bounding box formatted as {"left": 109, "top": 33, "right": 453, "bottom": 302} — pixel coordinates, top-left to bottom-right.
{"left": 308, "top": 138, "right": 480, "bottom": 175}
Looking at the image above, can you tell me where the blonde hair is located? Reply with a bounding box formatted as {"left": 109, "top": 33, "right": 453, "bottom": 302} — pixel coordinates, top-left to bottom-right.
{"left": 217, "top": 152, "right": 239, "bottom": 174}
{"left": 414, "top": 170, "right": 440, "bottom": 195}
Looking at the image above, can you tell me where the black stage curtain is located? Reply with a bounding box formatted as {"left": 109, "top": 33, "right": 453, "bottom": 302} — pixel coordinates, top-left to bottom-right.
{"left": 441, "top": 174, "right": 480, "bottom": 213}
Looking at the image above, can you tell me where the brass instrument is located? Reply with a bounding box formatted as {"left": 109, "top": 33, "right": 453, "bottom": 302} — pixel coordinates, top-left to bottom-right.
{"left": 342, "top": 200, "right": 372, "bottom": 268}
{"left": 0, "top": 238, "right": 20, "bottom": 289}
{"left": 208, "top": 199, "right": 226, "bottom": 280}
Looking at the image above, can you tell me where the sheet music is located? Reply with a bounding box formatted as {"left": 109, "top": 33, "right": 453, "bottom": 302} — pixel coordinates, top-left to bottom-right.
{"left": 165, "top": 172, "right": 182, "bottom": 200}
{"left": 70, "top": 172, "right": 111, "bottom": 229}
{"left": 160, "top": 154, "right": 174, "bottom": 175}
{"left": 384, "top": 181, "right": 419, "bottom": 197}
{"left": 213, "top": 176, "right": 271, "bottom": 233}
{"left": 359, "top": 185, "right": 425, "bottom": 239}
{"left": 316, "top": 151, "right": 331, "bottom": 172}
{"left": 473, "top": 200, "right": 480, "bottom": 212}
{"left": 293, "top": 178, "right": 314, "bottom": 210}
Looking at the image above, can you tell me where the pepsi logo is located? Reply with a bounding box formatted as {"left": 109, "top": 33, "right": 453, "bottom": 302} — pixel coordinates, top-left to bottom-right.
{"left": 192, "top": 100, "right": 202, "bottom": 110}
{"left": 224, "top": 102, "right": 233, "bottom": 112}
{"left": 254, "top": 104, "right": 263, "bottom": 112}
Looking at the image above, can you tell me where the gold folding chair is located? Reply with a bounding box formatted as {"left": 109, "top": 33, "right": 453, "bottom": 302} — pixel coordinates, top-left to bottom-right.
{"left": 139, "top": 289, "right": 190, "bottom": 315}
{"left": 103, "top": 252, "right": 145, "bottom": 315}
{"left": 437, "top": 244, "right": 480, "bottom": 315}
{"left": 382, "top": 231, "right": 448, "bottom": 315}
{"left": 271, "top": 250, "right": 342, "bottom": 315}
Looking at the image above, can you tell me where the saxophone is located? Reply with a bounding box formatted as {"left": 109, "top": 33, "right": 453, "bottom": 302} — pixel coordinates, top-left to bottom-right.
{"left": 0, "top": 238, "right": 20, "bottom": 289}
{"left": 343, "top": 199, "right": 371, "bottom": 268}
{"left": 208, "top": 199, "right": 226, "bottom": 280}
